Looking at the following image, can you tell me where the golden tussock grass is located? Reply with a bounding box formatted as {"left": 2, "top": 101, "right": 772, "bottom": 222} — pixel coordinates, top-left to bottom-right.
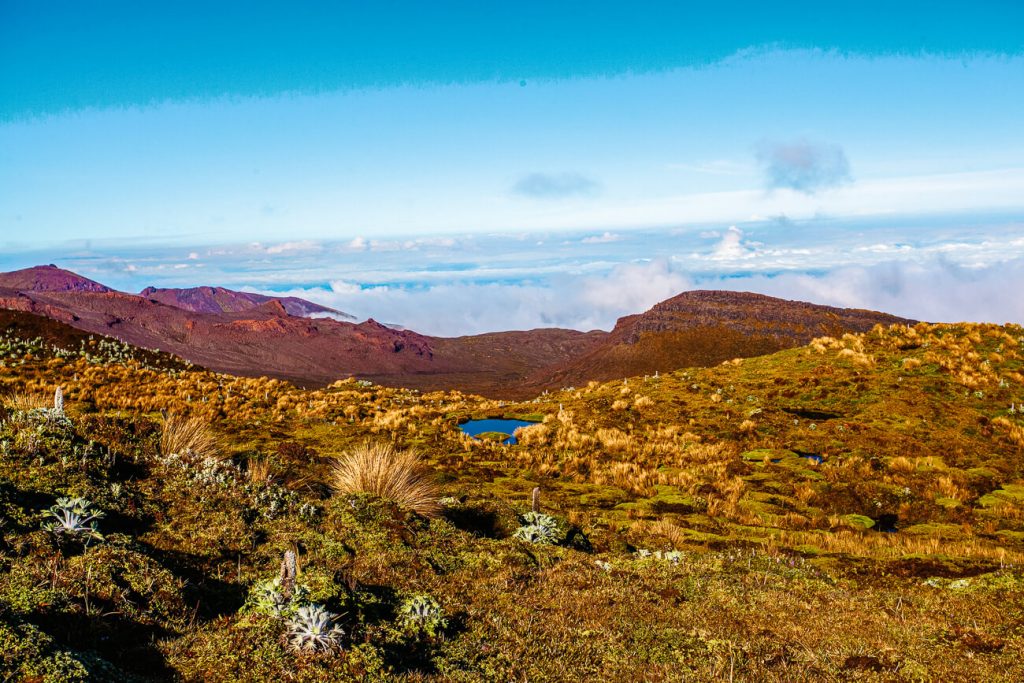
{"left": 246, "top": 457, "right": 273, "bottom": 485}
{"left": 776, "top": 528, "right": 1024, "bottom": 564}
{"left": 514, "top": 423, "right": 551, "bottom": 447}
{"left": 4, "top": 391, "right": 52, "bottom": 411}
{"left": 648, "top": 518, "right": 691, "bottom": 548}
{"left": 888, "top": 456, "right": 916, "bottom": 474}
{"left": 632, "top": 395, "right": 654, "bottom": 410}
{"left": 993, "top": 417, "right": 1024, "bottom": 446}
{"left": 160, "top": 414, "right": 220, "bottom": 460}
{"left": 330, "top": 442, "right": 441, "bottom": 518}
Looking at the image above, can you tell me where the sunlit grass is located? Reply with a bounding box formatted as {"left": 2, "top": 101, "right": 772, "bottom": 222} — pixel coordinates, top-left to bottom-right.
{"left": 330, "top": 441, "right": 441, "bottom": 518}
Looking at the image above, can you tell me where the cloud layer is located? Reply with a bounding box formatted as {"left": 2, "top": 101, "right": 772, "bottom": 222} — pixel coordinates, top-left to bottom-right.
{"left": 4, "top": 217, "right": 1022, "bottom": 336}
{"left": 262, "top": 256, "right": 1024, "bottom": 335}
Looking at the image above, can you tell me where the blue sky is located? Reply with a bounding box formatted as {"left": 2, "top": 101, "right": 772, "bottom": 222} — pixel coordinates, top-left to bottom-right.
{"left": 2, "top": 2, "right": 1023, "bottom": 332}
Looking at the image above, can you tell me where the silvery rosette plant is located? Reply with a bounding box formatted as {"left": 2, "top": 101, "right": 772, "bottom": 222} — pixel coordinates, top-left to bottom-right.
{"left": 247, "top": 577, "right": 311, "bottom": 618}
{"left": 42, "top": 497, "right": 104, "bottom": 545}
{"left": 399, "top": 594, "right": 447, "bottom": 637}
{"left": 287, "top": 603, "right": 345, "bottom": 652}
{"left": 513, "top": 511, "right": 559, "bottom": 545}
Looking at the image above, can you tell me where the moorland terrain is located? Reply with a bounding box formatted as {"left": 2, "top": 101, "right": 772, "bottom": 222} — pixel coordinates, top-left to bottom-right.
{"left": 0, "top": 287, "right": 1022, "bottom": 680}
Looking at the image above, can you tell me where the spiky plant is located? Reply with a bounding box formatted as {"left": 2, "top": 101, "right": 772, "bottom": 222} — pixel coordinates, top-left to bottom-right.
{"left": 399, "top": 594, "right": 447, "bottom": 636}
{"left": 287, "top": 604, "right": 344, "bottom": 653}
{"left": 513, "top": 511, "right": 559, "bottom": 545}
{"left": 160, "top": 414, "right": 219, "bottom": 460}
{"left": 42, "top": 497, "right": 104, "bottom": 545}
{"left": 248, "top": 578, "right": 311, "bottom": 618}
{"left": 330, "top": 442, "right": 440, "bottom": 518}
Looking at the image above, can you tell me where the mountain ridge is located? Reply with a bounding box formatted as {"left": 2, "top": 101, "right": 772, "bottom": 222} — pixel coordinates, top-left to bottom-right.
{"left": 140, "top": 284, "right": 355, "bottom": 321}
{"left": 0, "top": 265, "right": 916, "bottom": 396}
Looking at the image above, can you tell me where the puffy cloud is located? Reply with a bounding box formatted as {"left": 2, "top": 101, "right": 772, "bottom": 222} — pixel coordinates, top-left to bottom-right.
{"left": 708, "top": 226, "right": 757, "bottom": 260}
{"left": 724, "top": 258, "right": 1024, "bottom": 324}
{"left": 267, "top": 259, "right": 691, "bottom": 335}
{"left": 756, "top": 139, "right": 851, "bottom": 194}
{"left": 511, "top": 172, "right": 600, "bottom": 199}
{"left": 264, "top": 240, "right": 323, "bottom": 255}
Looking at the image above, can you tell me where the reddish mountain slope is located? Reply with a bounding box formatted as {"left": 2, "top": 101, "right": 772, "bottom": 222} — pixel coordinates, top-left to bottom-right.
{"left": 140, "top": 286, "right": 355, "bottom": 321}
{"left": 534, "top": 290, "right": 915, "bottom": 388}
{"left": 0, "top": 264, "right": 111, "bottom": 293}
{"left": 0, "top": 266, "right": 916, "bottom": 397}
{"left": 0, "top": 266, "right": 598, "bottom": 392}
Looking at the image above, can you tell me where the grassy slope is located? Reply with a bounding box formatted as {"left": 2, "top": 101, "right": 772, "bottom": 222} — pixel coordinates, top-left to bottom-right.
{"left": 0, "top": 319, "right": 1023, "bottom": 681}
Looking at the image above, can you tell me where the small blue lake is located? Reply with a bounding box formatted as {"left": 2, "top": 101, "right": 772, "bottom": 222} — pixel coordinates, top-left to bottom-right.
{"left": 459, "top": 419, "right": 538, "bottom": 445}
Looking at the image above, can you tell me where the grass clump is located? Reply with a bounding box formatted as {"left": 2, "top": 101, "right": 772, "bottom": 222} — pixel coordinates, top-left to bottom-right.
{"left": 330, "top": 442, "right": 441, "bottom": 518}
{"left": 160, "top": 413, "right": 219, "bottom": 460}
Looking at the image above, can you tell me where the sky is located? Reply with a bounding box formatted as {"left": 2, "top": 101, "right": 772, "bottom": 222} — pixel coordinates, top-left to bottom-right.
{"left": 2, "top": 2, "right": 1023, "bottom": 334}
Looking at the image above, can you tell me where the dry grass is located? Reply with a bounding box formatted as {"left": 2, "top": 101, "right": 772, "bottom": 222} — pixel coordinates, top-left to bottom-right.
{"left": 330, "top": 442, "right": 441, "bottom": 517}
{"left": 160, "top": 413, "right": 220, "bottom": 460}
{"left": 888, "top": 456, "right": 916, "bottom": 474}
{"left": 246, "top": 457, "right": 273, "bottom": 485}
{"left": 4, "top": 391, "right": 52, "bottom": 411}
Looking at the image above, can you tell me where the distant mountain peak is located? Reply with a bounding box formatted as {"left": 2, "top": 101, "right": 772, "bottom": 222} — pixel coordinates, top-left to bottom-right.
{"left": 0, "top": 264, "right": 112, "bottom": 293}
{"left": 139, "top": 285, "right": 355, "bottom": 321}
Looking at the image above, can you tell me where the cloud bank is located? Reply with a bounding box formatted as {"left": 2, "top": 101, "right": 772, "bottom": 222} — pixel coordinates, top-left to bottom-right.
{"left": 6, "top": 218, "right": 1022, "bottom": 336}
{"left": 264, "top": 256, "right": 1024, "bottom": 336}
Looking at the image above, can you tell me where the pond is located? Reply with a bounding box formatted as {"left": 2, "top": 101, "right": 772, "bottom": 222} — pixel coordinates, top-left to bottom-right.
{"left": 458, "top": 418, "right": 539, "bottom": 445}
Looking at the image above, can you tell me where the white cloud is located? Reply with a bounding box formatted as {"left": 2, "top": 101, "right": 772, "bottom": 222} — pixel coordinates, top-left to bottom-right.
{"left": 328, "top": 280, "right": 362, "bottom": 295}
{"left": 264, "top": 240, "right": 323, "bottom": 255}
{"left": 720, "top": 258, "right": 1024, "bottom": 324}
{"left": 31, "top": 219, "right": 1024, "bottom": 336}
{"left": 708, "top": 226, "right": 757, "bottom": 261}
{"left": 581, "top": 232, "right": 621, "bottom": 244}
{"left": 264, "top": 259, "right": 692, "bottom": 335}
{"left": 262, "top": 254, "right": 1024, "bottom": 336}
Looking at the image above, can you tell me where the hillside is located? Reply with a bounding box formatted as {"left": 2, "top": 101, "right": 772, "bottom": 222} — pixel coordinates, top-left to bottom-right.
{"left": 140, "top": 285, "right": 356, "bottom": 321}
{"left": 0, "top": 311, "right": 1022, "bottom": 680}
{"left": 0, "top": 264, "right": 111, "bottom": 293}
{"left": 0, "top": 266, "right": 912, "bottom": 398}
{"left": 537, "top": 290, "right": 915, "bottom": 387}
